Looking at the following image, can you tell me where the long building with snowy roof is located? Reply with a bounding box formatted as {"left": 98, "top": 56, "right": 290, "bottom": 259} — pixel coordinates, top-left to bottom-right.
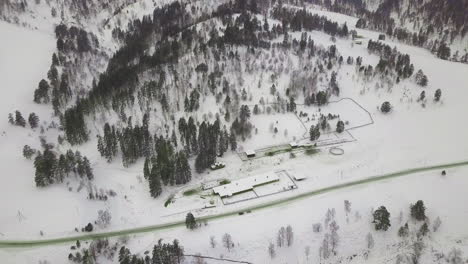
{"left": 212, "top": 173, "right": 279, "bottom": 197}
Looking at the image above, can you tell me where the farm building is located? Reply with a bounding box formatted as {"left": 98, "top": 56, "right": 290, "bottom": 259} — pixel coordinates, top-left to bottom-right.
{"left": 289, "top": 142, "right": 299, "bottom": 148}
{"left": 213, "top": 174, "right": 279, "bottom": 197}
{"left": 245, "top": 150, "right": 256, "bottom": 158}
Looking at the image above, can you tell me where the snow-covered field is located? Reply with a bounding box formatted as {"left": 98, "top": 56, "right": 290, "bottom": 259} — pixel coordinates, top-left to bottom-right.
{"left": 4, "top": 166, "right": 468, "bottom": 263}
{"left": 2, "top": 3, "right": 468, "bottom": 263}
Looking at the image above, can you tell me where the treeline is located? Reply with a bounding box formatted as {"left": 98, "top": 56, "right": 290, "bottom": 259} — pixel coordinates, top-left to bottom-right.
{"left": 272, "top": 6, "right": 349, "bottom": 37}
{"left": 67, "top": 238, "right": 183, "bottom": 264}
{"left": 118, "top": 240, "right": 184, "bottom": 264}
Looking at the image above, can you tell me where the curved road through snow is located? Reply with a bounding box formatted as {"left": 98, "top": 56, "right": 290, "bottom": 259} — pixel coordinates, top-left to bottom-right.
{"left": 1, "top": 159, "right": 468, "bottom": 248}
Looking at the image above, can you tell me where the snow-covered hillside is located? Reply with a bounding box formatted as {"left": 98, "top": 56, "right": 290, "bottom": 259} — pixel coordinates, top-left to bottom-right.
{"left": 1, "top": 1, "right": 468, "bottom": 263}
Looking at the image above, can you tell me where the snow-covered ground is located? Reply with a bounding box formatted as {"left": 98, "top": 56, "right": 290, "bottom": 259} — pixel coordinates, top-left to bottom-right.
{"left": 3, "top": 166, "right": 468, "bottom": 263}
{"left": 1, "top": 3, "right": 468, "bottom": 263}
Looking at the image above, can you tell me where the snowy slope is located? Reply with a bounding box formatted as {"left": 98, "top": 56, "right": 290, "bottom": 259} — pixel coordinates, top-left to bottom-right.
{"left": 1, "top": 2, "right": 468, "bottom": 264}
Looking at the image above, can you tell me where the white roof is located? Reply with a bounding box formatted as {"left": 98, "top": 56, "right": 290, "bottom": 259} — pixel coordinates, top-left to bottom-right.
{"left": 213, "top": 173, "right": 279, "bottom": 197}
{"left": 293, "top": 174, "right": 307, "bottom": 180}
{"left": 245, "top": 150, "right": 256, "bottom": 156}
{"left": 202, "top": 181, "right": 220, "bottom": 190}
{"left": 290, "top": 142, "right": 299, "bottom": 147}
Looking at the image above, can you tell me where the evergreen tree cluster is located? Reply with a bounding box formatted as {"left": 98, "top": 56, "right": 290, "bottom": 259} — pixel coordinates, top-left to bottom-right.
{"left": 142, "top": 137, "right": 191, "bottom": 198}
{"left": 35, "top": 146, "right": 93, "bottom": 187}
{"left": 184, "top": 89, "right": 200, "bottom": 112}
{"left": 33, "top": 52, "right": 72, "bottom": 116}
{"left": 415, "top": 69, "right": 428, "bottom": 87}
{"left": 231, "top": 105, "right": 253, "bottom": 140}
{"left": 58, "top": 0, "right": 359, "bottom": 147}
{"left": 185, "top": 212, "right": 197, "bottom": 230}
{"left": 118, "top": 119, "right": 153, "bottom": 167}
{"left": 411, "top": 200, "right": 427, "bottom": 221}
{"left": 272, "top": 7, "right": 349, "bottom": 37}
{"left": 118, "top": 239, "right": 183, "bottom": 264}
{"left": 8, "top": 111, "right": 40, "bottom": 129}
{"left": 367, "top": 40, "right": 414, "bottom": 79}
{"left": 97, "top": 123, "right": 119, "bottom": 162}
{"left": 304, "top": 91, "right": 329, "bottom": 106}
{"left": 55, "top": 24, "right": 98, "bottom": 53}
{"left": 178, "top": 116, "right": 198, "bottom": 155}
{"left": 63, "top": 102, "right": 89, "bottom": 145}
{"left": 373, "top": 206, "right": 391, "bottom": 231}
{"left": 8, "top": 110, "right": 26, "bottom": 127}
{"left": 309, "top": 124, "right": 321, "bottom": 141}
{"left": 340, "top": 0, "right": 468, "bottom": 63}
{"left": 195, "top": 120, "right": 227, "bottom": 173}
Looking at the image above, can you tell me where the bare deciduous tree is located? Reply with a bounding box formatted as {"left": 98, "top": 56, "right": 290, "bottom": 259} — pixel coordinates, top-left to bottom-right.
{"left": 325, "top": 208, "right": 335, "bottom": 228}
{"left": 268, "top": 242, "right": 276, "bottom": 259}
{"left": 344, "top": 200, "right": 351, "bottom": 214}
{"left": 448, "top": 248, "right": 463, "bottom": 264}
{"left": 321, "top": 233, "right": 331, "bottom": 259}
{"left": 192, "top": 254, "right": 207, "bottom": 264}
{"left": 313, "top": 223, "right": 322, "bottom": 233}
{"left": 286, "top": 225, "right": 294, "bottom": 246}
{"left": 222, "top": 233, "right": 233, "bottom": 252}
{"left": 209, "top": 236, "right": 216, "bottom": 248}
{"left": 96, "top": 209, "right": 111, "bottom": 229}
{"left": 304, "top": 246, "right": 310, "bottom": 261}
{"left": 433, "top": 216, "right": 442, "bottom": 232}
{"left": 329, "top": 221, "right": 340, "bottom": 255}
{"left": 277, "top": 226, "right": 286, "bottom": 247}
{"left": 366, "top": 232, "right": 374, "bottom": 249}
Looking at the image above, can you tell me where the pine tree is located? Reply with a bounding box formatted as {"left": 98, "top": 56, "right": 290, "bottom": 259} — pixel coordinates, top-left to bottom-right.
{"left": 380, "top": 101, "right": 392, "bottom": 113}
{"left": 411, "top": 200, "right": 426, "bottom": 221}
{"left": 28, "top": 113, "right": 39, "bottom": 129}
{"left": 23, "top": 145, "right": 35, "bottom": 159}
{"left": 8, "top": 113, "right": 14, "bottom": 125}
{"left": 229, "top": 133, "right": 237, "bottom": 151}
{"left": 143, "top": 157, "right": 151, "bottom": 179}
{"left": 415, "top": 69, "right": 428, "bottom": 87}
{"left": 309, "top": 124, "right": 321, "bottom": 141}
{"left": 418, "top": 91, "right": 426, "bottom": 102}
{"left": 185, "top": 212, "right": 197, "bottom": 230}
{"left": 175, "top": 151, "right": 191, "bottom": 184}
{"left": 398, "top": 223, "right": 409, "bottom": 237}
{"left": 336, "top": 120, "right": 344, "bottom": 133}
{"left": 15, "top": 111, "right": 26, "bottom": 127}
{"left": 52, "top": 53, "right": 59, "bottom": 66}
{"left": 82, "top": 157, "right": 93, "bottom": 180}
{"left": 418, "top": 222, "right": 429, "bottom": 237}
{"left": 149, "top": 165, "right": 162, "bottom": 198}
{"left": 434, "top": 89, "right": 442, "bottom": 102}
{"left": 34, "top": 79, "right": 50, "bottom": 104}
{"left": 34, "top": 148, "right": 57, "bottom": 187}
{"left": 373, "top": 206, "right": 391, "bottom": 231}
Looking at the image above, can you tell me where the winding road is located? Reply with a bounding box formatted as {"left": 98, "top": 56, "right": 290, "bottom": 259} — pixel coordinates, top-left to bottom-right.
{"left": 1, "top": 159, "right": 467, "bottom": 248}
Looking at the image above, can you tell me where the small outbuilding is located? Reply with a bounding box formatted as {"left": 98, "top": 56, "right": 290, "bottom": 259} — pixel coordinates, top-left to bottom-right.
{"left": 289, "top": 142, "right": 299, "bottom": 148}
{"left": 293, "top": 174, "right": 307, "bottom": 181}
{"left": 245, "top": 150, "right": 256, "bottom": 158}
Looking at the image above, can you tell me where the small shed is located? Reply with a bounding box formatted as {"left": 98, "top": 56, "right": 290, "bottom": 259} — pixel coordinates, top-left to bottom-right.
{"left": 245, "top": 150, "right": 256, "bottom": 158}
{"left": 289, "top": 142, "right": 299, "bottom": 148}
{"left": 293, "top": 174, "right": 307, "bottom": 181}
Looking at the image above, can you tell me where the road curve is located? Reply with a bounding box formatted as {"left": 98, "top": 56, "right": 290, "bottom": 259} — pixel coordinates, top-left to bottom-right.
{"left": 1, "top": 159, "right": 467, "bottom": 248}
